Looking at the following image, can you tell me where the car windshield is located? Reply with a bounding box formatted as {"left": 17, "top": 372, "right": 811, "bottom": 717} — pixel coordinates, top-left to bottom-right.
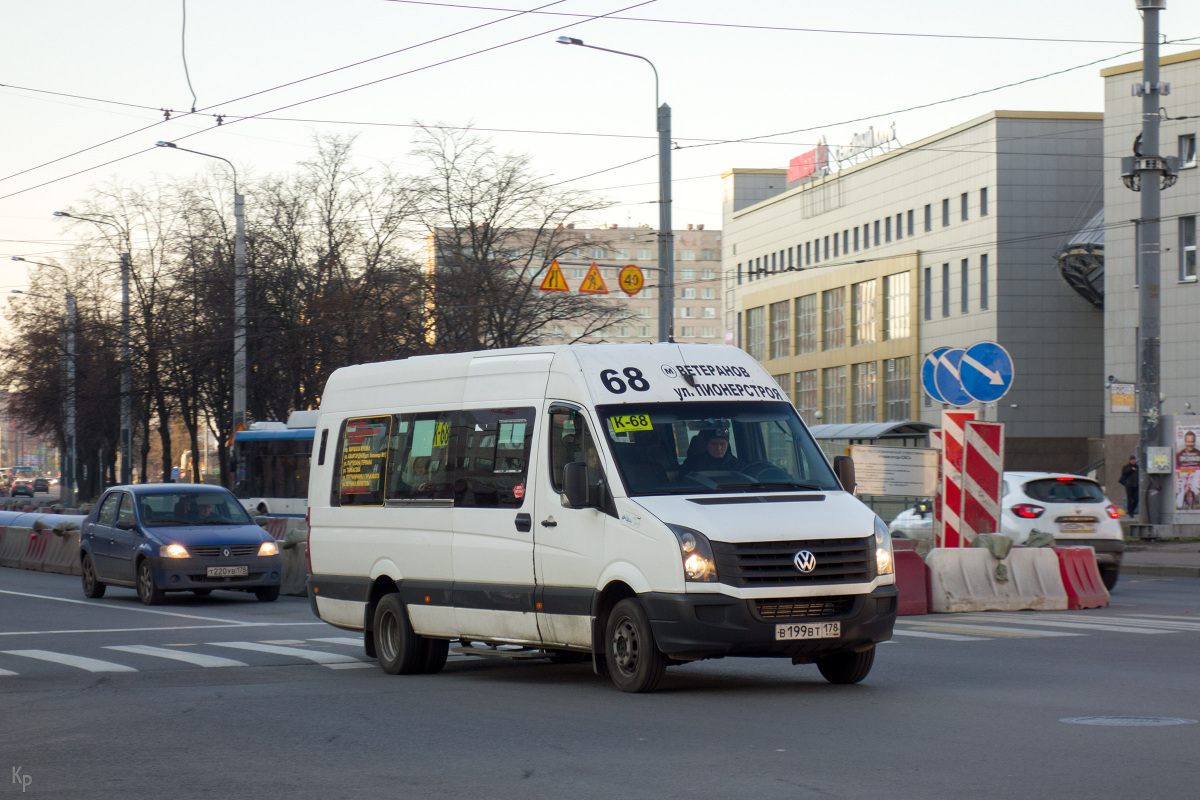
{"left": 137, "top": 491, "right": 254, "bottom": 526}
{"left": 595, "top": 401, "right": 840, "bottom": 496}
{"left": 1022, "top": 478, "right": 1107, "bottom": 504}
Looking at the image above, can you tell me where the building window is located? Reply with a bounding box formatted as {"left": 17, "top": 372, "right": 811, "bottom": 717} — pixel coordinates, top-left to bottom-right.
{"left": 924, "top": 204, "right": 932, "bottom": 232}
{"left": 681, "top": 268, "right": 696, "bottom": 280}
{"left": 923, "top": 267, "right": 932, "bottom": 321}
{"left": 851, "top": 280, "right": 877, "bottom": 346}
{"left": 942, "top": 198, "right": 950, "bottom": 227}
{"left": 863, "top": 224, "right": 871, "bottom": 249}
{"left": 1181, "top": 134, "right": 1197, "bottom": 168}
{"left": 745, "top": 306, "right": 765, "bottom": 361}
{"left": 679, "top": 306, "right": 696, "bottom": 318}
{"left": 980, "top": 254, "right": 990, "bottom": 308}
{"left": 771, "top": 253, "right": 777, "bottom": 272}
{"left": 873, "top": 220, "right": 880, "bottom": 246}
{"left": 833, "top": 233, "right": 839, "bottom": 258}
{"left": 682, "top": 287, "right": 696, "bottom": 299}
{"left": 885, "top": 216, "right": 892, "bottom": 243}
{"left": 572, "top": 268, "right": 586, "bottom": 279}
{"left": 852, "top": 362, "right": 877, "bottom": 423}
{"left": 884, "top": 357, "right": 911, "bottom": 421}
{"left": 896, "top": 213, "right": 903, "bottom": 240}
{"left": 769, "top": 300, "right": 790, "bottom": 359}
{"left": 702, "top": 288, "right": 714, "bottom": 299}
{"left": 1181, "top": 216, "right": 1197, "bottom": 281}
{"left": 822, "top": 366, "right": 847, "bottom": 424}
{"left": 591, "top": 248, "right": 606, "bottom": 259}
{"left": 842, "top": 230, "right": 849, "bottom": 254}
{"left": 813, "top": 239, "right": 820, "bottom": 263}
{"left": 788, "top": 247, "right": 794, "bottom": 269}
{"left": 640, "top": 326, "right": 651, "bottom": 338}
{"left": 700, "top": 249, "right": 716, "bottom": 260}
{"left": 805, "top": 241, "right": 812, "bottom": 265}
{"left": 736, "top": 263, "right": 742, "bottom": 285}
{"left": 701, "top": 268, "right": 716, "bottom": 279}
{"left": 961, "top": 258, "right": 970, "bottom": 313}
{"left": 961, "top": 192, "right": 969, "bottom": 221}
{"left": 637, "top": 307, "right": 652, "bottom": 318}
{"left": 822, "top": 287, "right": 845, "bottom": 351}
{"left": 637, "top": 248, "right": 653, "bottom": 260}
{"left": 884, "top": 272, "right": 910, "bottom": 340}
{"left": 907, "top": 209, "right": 914, "bottom": 237}
{"left": 942, "top": 263, "right": 950, "bottom": 317}
{"left": 702, "top": 307, "right": 716, "bottom": 318}
{"left": 795, "top": 293, "right": 818, "bottom": 355}
{"left": 679, "top": 250, "right": 696, "bottom": 260}
{"left": 680, "top": 326, "right": 695, "bottom": 337}
{"left": 702, "top": 326, "right": 716, "bottom": 338}
{"left": 824, "top": 236, "right": 830, "bottom": 260}
{"left": 795, "top": 371, "right": 818, "bottom": 425}
{"left": 853, "top": 227, "right": 860, "bottom": 252}
{"left": 772, "top": 374, "right": 791, "bottom": 402}
{"left": 980, "top": 187, "right": 989, "bottom": 216}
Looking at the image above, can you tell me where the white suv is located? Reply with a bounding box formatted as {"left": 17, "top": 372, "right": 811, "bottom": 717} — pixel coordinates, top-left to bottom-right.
{"left": 1000, "top": 471, "right": 1124, "bottom": 589}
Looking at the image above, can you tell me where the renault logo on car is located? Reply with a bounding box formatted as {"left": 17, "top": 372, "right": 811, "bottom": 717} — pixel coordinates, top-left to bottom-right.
{"left": 793, "top": 550, "right": 816, "bottom": 573}
{"left": 221, "top": 547, "right": 232, "bottom": 558}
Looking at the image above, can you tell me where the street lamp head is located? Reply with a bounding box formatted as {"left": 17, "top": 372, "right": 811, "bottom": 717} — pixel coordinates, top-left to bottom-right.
{"left": 52, "top": 211, "right": 71, "bottom": 218}
{"left": 11, "top": 256, "right": 24, "bottom": 262}
{"left": 155, "top": 141, "right": 177, "bottom": 148}
{"left": 556, "top": 36, "right": 583, "bottom": 45}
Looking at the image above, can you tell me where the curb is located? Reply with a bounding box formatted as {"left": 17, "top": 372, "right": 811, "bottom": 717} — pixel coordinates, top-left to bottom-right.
{"left": 1122, "top": 564, "right": 1200, "bottom": 578}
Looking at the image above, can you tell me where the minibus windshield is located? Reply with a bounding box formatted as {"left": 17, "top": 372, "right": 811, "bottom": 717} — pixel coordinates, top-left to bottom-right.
{"left": 596, "top": 401, "right": 841, "bottom": 496}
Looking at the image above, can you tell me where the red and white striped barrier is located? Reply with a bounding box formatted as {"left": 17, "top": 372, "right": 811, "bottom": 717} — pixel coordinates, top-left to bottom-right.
{"left": 961, "top": 421, "right": 1004, "bottom": 543}
{"left": 938, "top": 410, "right": 976, "bottom": 547}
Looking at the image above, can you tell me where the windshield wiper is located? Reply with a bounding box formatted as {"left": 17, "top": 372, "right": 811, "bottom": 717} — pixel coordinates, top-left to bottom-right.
{"left": 717, "top": 481, "right": 823, "bottom": 491}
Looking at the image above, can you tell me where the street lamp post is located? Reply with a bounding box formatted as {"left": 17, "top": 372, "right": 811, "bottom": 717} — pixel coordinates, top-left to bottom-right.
{"left": 10, "top": 258, "right": 76, "bottom": 505}
{"left": 156, "top": 141, "right": 248, "bottom": 439}
{"left": 52, "top": 212, "right": 132, "bottom": 486}
{"left": 556, "top": 36, "right": 674, "bottom": 342}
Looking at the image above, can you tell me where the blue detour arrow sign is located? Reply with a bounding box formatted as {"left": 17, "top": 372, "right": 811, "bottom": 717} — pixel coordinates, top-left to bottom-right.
{"left": 921, "top": 347, "right": 950, "bottom": 403}
{"left": 934, "top": 348, "right": 975, "bottom": 407}
{"left": 959, "top": 342, "right": 1014, "bottom": 403}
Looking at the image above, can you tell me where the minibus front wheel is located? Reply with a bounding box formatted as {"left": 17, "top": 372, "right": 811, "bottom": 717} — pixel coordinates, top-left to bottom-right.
{"left": 605, "top": 598, "right": 667, "bottom": 693}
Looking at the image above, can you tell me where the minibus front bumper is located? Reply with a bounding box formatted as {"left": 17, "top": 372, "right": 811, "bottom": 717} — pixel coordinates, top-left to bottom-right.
{"left": 638, "top": 585, "right": 898, "bottom": 661}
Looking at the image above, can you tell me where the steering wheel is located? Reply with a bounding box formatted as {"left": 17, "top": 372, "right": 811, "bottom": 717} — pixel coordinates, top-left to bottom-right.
{"left": 739, "top": 460, "right": 790, "bottom": 481}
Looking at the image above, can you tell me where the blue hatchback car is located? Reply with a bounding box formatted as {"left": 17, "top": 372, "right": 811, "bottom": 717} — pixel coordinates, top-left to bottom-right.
{"left": 80, "top": 484, "right": 283, "bottom": 605}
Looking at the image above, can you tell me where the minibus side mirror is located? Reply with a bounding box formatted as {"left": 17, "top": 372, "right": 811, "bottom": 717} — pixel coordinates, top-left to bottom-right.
{"left": 833, "top": 456, "right": 856, "bottom": 494}
{"left": 562, "top": 462, "right": 591, "bottom": 509}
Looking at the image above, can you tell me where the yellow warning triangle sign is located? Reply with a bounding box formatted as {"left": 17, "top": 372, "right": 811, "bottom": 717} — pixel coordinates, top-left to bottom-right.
{"left": 539, "top": 259, "right": 570, "bottom": 292}
{"left": 578, "top": 262, "right": 609, "bottom": 295}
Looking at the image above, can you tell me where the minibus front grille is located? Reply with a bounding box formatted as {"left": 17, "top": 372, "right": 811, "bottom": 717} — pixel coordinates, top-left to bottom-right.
{"left": 753, "top": 596, "right": 855, "bottom": 620}
{"left": 711, "top": 536, "right": 874, "bottom": 587}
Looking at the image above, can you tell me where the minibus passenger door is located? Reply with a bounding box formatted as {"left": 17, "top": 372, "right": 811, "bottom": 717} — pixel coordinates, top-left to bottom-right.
{"left": 534, "top": 404, "right": 610, "bottom": 649}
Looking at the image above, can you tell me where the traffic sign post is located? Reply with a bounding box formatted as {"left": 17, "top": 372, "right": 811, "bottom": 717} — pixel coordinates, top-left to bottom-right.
{"left": 539, "top": 259, "right": 570, "bottom": 292}
{"left": 578, "top": 262, "right": 609, "bottom": 294}
{"left": 618, "top": 264, "right": 644, "bottom": 296}
{"left": 934, "top": 348, "right": 974, "bottom": 407}
{"left": 922, "top": 341, "right": 1015, "bottom": 407}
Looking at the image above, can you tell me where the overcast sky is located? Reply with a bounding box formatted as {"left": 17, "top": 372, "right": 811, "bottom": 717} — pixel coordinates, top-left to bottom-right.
{"left": 2, "top": 0, "right": 1198, "bottom": 296}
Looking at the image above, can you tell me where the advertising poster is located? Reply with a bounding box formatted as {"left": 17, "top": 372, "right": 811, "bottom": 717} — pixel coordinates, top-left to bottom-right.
{"left": 1175, "top": 423, "right": 1200, "bottom": 511}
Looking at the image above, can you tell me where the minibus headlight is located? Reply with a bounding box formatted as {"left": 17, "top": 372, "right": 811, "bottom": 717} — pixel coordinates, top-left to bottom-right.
{"left": 160, "top": 543, "right": 189, "bottom": 558}
{"left": 666, "top": 524, "right": 718, "bottom": 583}
{"left": 874, "top": 516, "right": 894, "bottom": 576}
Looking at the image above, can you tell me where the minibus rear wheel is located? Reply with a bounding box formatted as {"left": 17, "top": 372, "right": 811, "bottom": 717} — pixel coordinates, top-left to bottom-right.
{"left": 605, "top": 598, "right": 666, "bottom": 693}
{"left": 374, "top": 593, "right": 424, "bottom": 674}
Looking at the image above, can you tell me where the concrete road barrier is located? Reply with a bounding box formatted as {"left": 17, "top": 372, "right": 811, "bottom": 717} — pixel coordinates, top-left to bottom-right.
{"left": 0, "top": 526, "right": 30, "bottom": 568}
{"left": 926, "top": 547, "right": 1068, "bottom": 613}
{"left": 894, "top": 550, "right": 929, "bottom": 616}
{"left": 1054, "top": 546, "right": 1109, "bottom": 609}
{"left": 19, "top": 528, "right": 50, "bottom": 571}
{"left": 280, "top": 542, "right": 308, "bottom": 597}
{"left": 39, "top": 518, "right": 84, "bottom": 576}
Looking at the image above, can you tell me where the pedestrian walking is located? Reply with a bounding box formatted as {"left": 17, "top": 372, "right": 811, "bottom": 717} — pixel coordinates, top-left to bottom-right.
{"left": 1119, "top": 455, "right": 1139, "bottom": 516}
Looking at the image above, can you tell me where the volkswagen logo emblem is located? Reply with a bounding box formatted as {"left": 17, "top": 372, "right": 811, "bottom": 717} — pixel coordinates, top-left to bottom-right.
{"left": 793, "top": 550, "right": 816, "bottom": 573}
{"left": 221, "top": 547, "right": 232, "bottom": 558}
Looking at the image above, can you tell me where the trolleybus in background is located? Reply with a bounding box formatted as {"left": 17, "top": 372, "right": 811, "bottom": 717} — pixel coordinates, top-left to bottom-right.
{"left": 232, "top": 410, "right": 318, "bottom": 517}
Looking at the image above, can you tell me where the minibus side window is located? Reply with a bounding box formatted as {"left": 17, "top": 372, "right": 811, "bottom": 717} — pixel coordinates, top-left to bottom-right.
{"left": 455, "top": 407, "right": 535, "bottom": 508}
{"left": 385, "top": 412, "right": 456, "bottom": 502}
{"left": 549, "top": 406, "right": 613, "bottom": 514}
{"left": 332, "top": 416, "right": 392, "bottom": 506}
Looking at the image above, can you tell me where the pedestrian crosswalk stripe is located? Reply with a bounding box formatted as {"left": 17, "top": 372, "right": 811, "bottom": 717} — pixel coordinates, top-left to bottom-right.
{"left": 0, "top": 668, "right": 16, "bottom": 676}
{"left": 957, "top": 614, "right": 1174, "bottom": 634}
{"left": 891, "top": 629, "right": 986, "bottom": 641}
{"left": 2, "top": 649, "right": 138, "bottom": 673}
{"left": 898, "top": 621, "right": 1083, "bottom": 638}
{"left": 209, "top": 641, "right": 365, "bottom": 665}
{"left": 105, "top": 644, "right": 247, "bottom": 668}
{"left": 310, "top": 637, "right": 363, "bottom": 648}
{"left": 324, "top": 662, "right": 377, "bottom": 669}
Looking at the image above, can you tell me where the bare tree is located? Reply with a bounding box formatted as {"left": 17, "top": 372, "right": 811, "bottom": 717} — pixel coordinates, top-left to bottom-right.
{"left": 412, "top": 125, "right": 632, "bottom": 351}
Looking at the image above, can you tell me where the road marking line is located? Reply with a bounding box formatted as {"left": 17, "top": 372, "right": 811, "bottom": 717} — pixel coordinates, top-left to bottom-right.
{"left": 898, "top": 621, "right": 1083, "bottom": 637}
{"left": 890, "top": 630, "right": 985, "bottom": 641}
{"left": 2, "top": 649, "right": 137, "bottom": 672}
{"left": 325, "top": 662, "right": 377, "bottom": 670}
{"left": 0, "top": 622, "right": 329, "bottom": 637}
{"left": 104, "top": 645, "right": 247, "bottom": 668}
{"left": 0, "top": 668, "right": 17, "bottom": 676}
{"left": 310, "top": 637, "right": 364, "bottom": 647}
{"left": 964, "top": 615, "right": 1173, "bottom": 634}
{"left": 260, "top": 639, "right": 307, "bottom": 645}
{"left": 1118, "top": 615, "right": 1200, "bottom": 630}
{"left": 0, "top": 589, "right": 254, "bottom": 625}
{"left": 209, "top": 641, "right": 365, "bottom": 665}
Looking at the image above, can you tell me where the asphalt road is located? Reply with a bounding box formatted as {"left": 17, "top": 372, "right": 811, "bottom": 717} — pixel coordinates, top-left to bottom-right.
{"left": 1, "top": 568, "right": 1198, "bottom": 799}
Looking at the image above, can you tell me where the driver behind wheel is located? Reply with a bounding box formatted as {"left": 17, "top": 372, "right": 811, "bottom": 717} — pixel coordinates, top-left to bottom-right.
{"left": 681, "top": 428, "right": 742, "bottom": 474}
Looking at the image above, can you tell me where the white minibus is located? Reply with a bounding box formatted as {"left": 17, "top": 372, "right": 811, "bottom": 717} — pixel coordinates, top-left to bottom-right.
{"left": 306, "top": 343, "right": 896, "bottom": 692}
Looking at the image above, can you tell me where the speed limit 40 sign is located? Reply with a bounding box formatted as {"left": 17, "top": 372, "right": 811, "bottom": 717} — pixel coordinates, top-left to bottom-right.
{"left": 618, "top": 265, "right": 644, "bottom": 296}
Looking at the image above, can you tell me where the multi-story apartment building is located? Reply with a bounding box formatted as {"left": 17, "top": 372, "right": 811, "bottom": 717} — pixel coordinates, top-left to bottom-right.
{"left": 1103, "top": 49, "right": 1200, "bottom": 531}
{"left": 722, "top": 111, "right": 1106, "bottom": 471}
